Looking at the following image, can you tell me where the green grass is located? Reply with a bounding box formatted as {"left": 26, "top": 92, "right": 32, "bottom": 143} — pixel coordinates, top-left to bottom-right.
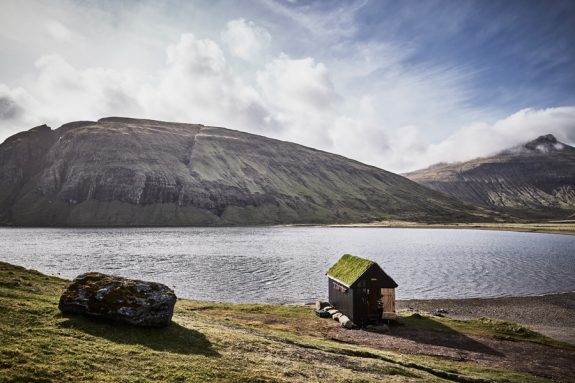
{"left": 326, "top": 254, "right": 374, "bottom": 286}
{"left": 0, "top": 261, "right": 553, "bottom": 382}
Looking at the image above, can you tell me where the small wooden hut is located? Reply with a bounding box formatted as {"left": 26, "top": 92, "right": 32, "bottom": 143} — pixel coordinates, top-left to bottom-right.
{"left": 326, "top": 254, "right": 398, "bottom": 326}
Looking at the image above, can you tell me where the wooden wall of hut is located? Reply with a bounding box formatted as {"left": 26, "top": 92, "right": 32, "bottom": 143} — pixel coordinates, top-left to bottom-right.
{"left": 328, "top": 279, "right": 355, "bottom": 321}
{"left": 381, "top": 288, "right": 396, "bottom": 319}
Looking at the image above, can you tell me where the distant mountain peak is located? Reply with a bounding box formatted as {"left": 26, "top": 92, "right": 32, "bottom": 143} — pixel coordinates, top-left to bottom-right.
{"left": 524, "top": 134, "right": 561, "bottom": 151}
{"left": 533, "top": 133, "right": 557, "bottom": 142}
{"left": 496, "top": 133, "right": 570, "bottom": 156}
{"left": 405, "top": 132, "right": 575, "bottom": 219}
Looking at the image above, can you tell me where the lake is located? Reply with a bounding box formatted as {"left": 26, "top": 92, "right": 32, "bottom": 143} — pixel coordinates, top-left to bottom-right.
{"left": 0, "top": 227, "right": 574, "bottom": 304}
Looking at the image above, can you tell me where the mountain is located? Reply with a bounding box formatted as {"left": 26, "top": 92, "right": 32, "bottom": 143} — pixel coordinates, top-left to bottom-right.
{"left": 405, "top": 134, "right": 575, "bottom": 219}
{"left": 0, "top": 117, "right": 497, "bottom": 226}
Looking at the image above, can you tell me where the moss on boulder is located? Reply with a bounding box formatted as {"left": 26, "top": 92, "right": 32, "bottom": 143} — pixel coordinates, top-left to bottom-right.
{"left": 58, "top": 272, "right": 176, "bottom": 327}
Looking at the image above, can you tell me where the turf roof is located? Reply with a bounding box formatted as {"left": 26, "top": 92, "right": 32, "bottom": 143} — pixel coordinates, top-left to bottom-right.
{"left": 326, "top": 254, "right": 374, "bottom": 287}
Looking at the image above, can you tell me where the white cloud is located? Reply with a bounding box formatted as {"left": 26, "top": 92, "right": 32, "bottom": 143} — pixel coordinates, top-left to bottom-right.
{"left": 2, "top": 30, "right": 574, "bottom": 175}
{"left": 257, "top": 54, "right": 338, "bottom": 146}
{"left": 258, "top": 54, "right": 335, "bottom": 113}
{"left": 349, "top": 106, "right": 575, "bottom": 173}
{"left": 259, "top": 0, "right": 365, "bottom": 42}
{"left": 221, "top": 19, "right": 271, "bottom": 62}
{"left": 44, "top": 19, "right": 72, "bottom": 41}
{"left": 140, "top": 33, "right": 275, "bottom": 133}
{"left": 327, "top": 105, "right": 575, "bottom": 173}
{"left": 420, "top": 107, "right": 575, "bottom": 166}
{"left": 31, "top": 54, "right": 140, "bottom": 124}
{"left": 166, "top": 33, "right": 226, "bottom": 75}
{"left": 0, "top": 32, "right": 278, "bottom": 140}
{"left": 0, "top": 85, "right": 37, "bottom": 126}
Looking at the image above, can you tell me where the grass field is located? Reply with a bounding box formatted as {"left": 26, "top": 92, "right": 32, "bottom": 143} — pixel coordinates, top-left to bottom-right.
{"left": 0, "top": 261, "right": 563, "bottom": 382}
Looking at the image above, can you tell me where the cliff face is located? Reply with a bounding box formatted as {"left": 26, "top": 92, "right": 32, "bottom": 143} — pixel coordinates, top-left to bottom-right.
{"left": 0, "top": 117, "right": 491, "bottom": 226}
{"left": 405, "top": 135, "right": 575, "bottom": 219}
{"left": 0, "top": 124, "right": 57, "bottom": 223}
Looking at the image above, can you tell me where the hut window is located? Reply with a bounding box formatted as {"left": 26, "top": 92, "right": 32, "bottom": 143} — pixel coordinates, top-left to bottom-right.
{"left": 370, "top": 278, "right": 378, "bottom": 281}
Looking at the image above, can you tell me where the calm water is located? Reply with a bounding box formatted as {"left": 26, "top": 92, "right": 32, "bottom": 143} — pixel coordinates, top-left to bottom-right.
{"left": 0, "top": 227, "right": 574, "bottom": 304}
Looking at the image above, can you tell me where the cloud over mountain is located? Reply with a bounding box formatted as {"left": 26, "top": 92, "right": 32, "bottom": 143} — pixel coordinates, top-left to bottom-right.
{"left": 1, "top": 0, "right": 573, "bottom": 173}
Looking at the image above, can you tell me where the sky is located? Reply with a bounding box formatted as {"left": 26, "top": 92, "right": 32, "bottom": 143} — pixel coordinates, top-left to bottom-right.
{"left": 0, "top": 0, "right": 574, "bottom": 172}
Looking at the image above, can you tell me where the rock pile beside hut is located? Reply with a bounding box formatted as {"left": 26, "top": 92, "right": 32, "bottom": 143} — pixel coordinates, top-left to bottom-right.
{"left": 315, "top": 301, "right": 356, "bottom": 329}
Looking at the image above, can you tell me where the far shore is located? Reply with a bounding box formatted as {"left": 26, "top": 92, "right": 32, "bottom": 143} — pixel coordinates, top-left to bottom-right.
{"left": 1, "top": 221, "right": 575, "bottom": 235}
{"left": 316, "top": 220, "right": 575, "bottom": 235}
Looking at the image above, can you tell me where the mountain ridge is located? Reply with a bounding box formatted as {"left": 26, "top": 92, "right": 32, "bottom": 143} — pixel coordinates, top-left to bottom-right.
{"left": 405, "top": 134, "right": 575, "bottom": 219}
{"left": 0, "top": 117, "right": 495, "bottom": 226}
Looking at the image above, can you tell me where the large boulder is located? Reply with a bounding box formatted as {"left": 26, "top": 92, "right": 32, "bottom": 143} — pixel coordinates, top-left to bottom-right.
{"left": 59, "top": 272, "right": 177, "bottom": 327}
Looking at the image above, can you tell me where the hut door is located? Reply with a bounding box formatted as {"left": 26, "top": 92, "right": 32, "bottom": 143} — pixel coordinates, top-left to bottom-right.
{"left": 367, "top": 288, "right": 379, "bottom": 316}
{"left": 381, "top": 288, "right": 396, "bottom": 319}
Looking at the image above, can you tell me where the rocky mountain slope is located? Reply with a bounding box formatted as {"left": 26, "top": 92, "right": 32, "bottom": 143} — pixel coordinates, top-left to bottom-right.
{"left": 0, "top": 117, "right": 493, "bottom": 226}
{"left": 405, "top": 134, "right": 575, "bottom": 219}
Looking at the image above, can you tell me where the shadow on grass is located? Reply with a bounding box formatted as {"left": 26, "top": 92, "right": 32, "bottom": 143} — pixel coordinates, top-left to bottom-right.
{"left": 59, "top": 315, "right": 219, "bottom": 357}
{"left": 384, "top": 315, "right": 504, "bottom": 356}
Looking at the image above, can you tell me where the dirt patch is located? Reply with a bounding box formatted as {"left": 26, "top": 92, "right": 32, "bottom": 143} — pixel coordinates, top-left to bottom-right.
{"left": 327, "top": 324, "right": 575, "bottom": 382}
{"left": 318, "top": 293, "right": 575, "bottom": 382}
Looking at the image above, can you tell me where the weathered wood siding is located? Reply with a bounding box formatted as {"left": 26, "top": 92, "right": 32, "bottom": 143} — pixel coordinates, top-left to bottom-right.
{"left": 381, "top": 288, "right": 396, "bottom": 319}
{"left": 328, "top": 278, "right": 355, "bottom": 322}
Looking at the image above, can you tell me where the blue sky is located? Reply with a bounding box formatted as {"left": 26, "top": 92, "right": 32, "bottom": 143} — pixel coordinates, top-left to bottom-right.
{"left": 0, "top": 0, "right": 574, "bottom": 171}
{"left": 371, "top": 0, "right": 575, "bottom": 110}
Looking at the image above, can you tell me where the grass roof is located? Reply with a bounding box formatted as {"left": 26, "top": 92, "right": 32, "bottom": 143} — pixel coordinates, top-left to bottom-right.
{"left": 326, "top": 254, "right": 374, "bottom": 287}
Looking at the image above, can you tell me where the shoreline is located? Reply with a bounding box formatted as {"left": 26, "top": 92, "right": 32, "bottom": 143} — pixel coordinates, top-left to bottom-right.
{"left": 1, "top": 221, "right": 575, "bottom": 235}
{"left": 3, "top": 259, "right": 574, "bottom": 343}
{"left": 397, "top": 292, "right": 575, "bottom": 345}
{"left": 3, "top": 259, "right": 574, "bottom": 308}
{"left": 320, "top": 221, "right": 575, "bottom": 235}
